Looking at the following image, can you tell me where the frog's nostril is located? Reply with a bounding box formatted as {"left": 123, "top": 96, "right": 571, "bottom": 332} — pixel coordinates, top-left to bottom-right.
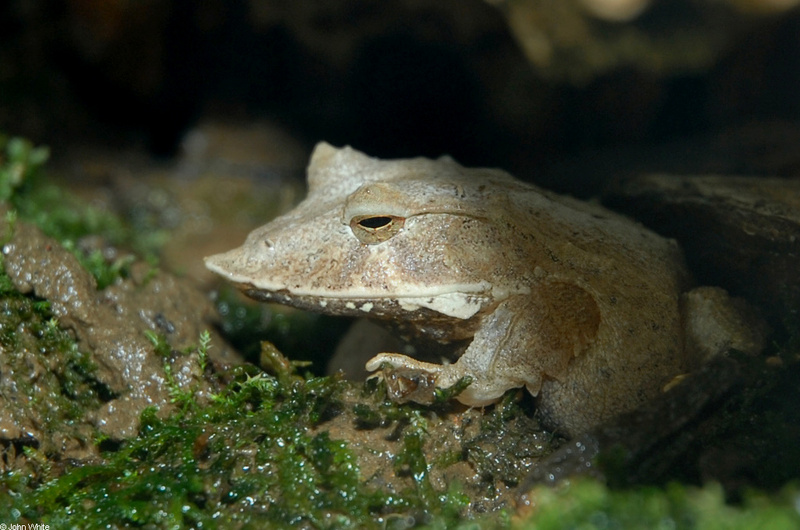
{"left": 264, "top": 239, "right": 275, "bottom": 250}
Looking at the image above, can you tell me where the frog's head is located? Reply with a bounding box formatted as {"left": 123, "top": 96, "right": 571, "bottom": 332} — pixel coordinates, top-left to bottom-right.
{"left": 205, "top": 142, "right": 524, "bottom": 320}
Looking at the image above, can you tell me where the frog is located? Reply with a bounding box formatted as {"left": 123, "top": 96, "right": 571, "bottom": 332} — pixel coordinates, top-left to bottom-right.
{"left": 205, "top": 142, "right": 764, "bottom": 436}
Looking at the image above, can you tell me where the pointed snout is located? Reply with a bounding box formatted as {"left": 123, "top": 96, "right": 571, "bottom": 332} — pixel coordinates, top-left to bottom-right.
{"left": 204, "top": 244, "right": 257, "bottom": 285}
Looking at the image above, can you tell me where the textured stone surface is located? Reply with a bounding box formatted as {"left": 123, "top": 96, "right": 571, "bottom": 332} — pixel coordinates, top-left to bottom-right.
{"left": 605, "top": 174, "right": 800, "bottom": 328}
{"left": 1, "top": 219, "right": 239, "bottom": 441}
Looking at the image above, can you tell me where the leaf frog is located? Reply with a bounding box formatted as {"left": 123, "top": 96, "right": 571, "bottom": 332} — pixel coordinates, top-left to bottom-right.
{"left": 205, "top": 143, "right": 764, "bottom": 435}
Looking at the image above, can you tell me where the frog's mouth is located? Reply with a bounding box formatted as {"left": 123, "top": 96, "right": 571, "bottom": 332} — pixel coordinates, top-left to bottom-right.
{"left": 205, "top": 253, "right": 498, "bottom": 320}
{"left": 238, "top": 283, "right": 495, "bottom": 320}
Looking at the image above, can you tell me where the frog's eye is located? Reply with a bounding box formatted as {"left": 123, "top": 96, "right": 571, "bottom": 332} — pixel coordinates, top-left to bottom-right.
{"left": 349, "top": 214, "right": 405, "bottom": 244}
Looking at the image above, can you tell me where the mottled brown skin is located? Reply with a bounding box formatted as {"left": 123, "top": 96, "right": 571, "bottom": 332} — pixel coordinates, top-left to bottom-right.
{"left": 205, "top": 142, "right": 738, "bottom": 436}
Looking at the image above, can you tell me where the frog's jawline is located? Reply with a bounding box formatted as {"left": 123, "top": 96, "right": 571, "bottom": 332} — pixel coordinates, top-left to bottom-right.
{"left": 239, "top": 283, "right": 497, "bottom": 321}
{"left": 242, "top": 286, "right": 489, "bottom": 342}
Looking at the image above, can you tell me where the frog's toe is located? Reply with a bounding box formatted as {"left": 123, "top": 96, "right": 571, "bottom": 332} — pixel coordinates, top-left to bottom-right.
{"left": 365, "top": 353, "right": 443, "bottom": 374}
{"left": 365, "top": 353, "right": 402, "bottom": 372}
{"left": 366, "top": 353, "right": 450, "bottom": 404}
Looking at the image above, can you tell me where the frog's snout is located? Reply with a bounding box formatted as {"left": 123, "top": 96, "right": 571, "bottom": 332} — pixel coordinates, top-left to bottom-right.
{"left": 204, "top": 245, "right": 252, "bottom": 283}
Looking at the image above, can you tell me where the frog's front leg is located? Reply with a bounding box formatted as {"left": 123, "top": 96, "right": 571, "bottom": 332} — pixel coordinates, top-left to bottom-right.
{"left": 366, "top": 282, "right": 601, "bottom": 408}
{"left": 364, "top": 354, "right": 450, "bottom": 405}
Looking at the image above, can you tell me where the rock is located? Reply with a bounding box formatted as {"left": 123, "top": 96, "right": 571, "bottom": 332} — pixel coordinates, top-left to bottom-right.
{"left": 517, "top": 349, "right": 800, "bottom": 495}
{"left": 1, "top": 218, "right": 240, "bottom": 442}
{"left": 604, "top": 174, "right": 800, "bottom": 330}
{"left": 518, "top": 354, "right": 742, "bottom": 492}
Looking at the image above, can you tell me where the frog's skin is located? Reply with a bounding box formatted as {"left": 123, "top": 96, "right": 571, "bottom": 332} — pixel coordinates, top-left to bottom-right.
{"left": 205, "top": 142, "right": 756, "bottom": 436}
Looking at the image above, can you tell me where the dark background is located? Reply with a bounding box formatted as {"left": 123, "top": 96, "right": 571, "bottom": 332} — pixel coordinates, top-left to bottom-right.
{"left": 2, "top": 0, "right": 799, "bottom": 195}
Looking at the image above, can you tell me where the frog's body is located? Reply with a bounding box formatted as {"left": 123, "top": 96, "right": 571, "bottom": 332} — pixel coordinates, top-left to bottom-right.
{"left": 206, "top": 142, "right": 760, "bottom": 436}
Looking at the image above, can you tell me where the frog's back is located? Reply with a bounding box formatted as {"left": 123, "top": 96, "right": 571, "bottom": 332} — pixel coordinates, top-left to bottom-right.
{"left": 491, "top": 178, "right": 690, "bottom": 289}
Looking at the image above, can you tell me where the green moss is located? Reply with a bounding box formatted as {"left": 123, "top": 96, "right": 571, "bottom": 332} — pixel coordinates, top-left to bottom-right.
{"left": 0, "top": 135, "right": 49, "bottom": 202}
{"left": 0, "top": 345, "right": 474, "bottom": 528}
{"left": 0, "top": 274, "right": 110, "bottom": 456}
{"left": 458, "top": 392, "right": 558, "bottom": 497}
{"left": 0, "top": 138, "right": 117, "bottom": 467}
{"left": 145, "top": 329, "right": 206, "bottom": 412}
{"left": 1, "top": 266, "right": 796, "bottom": 530}
{"left": 515, "top": 480, "right": 800, "bottom": 530}
{"left": 0, "top": 135, "right": 161, "bottom": 289}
